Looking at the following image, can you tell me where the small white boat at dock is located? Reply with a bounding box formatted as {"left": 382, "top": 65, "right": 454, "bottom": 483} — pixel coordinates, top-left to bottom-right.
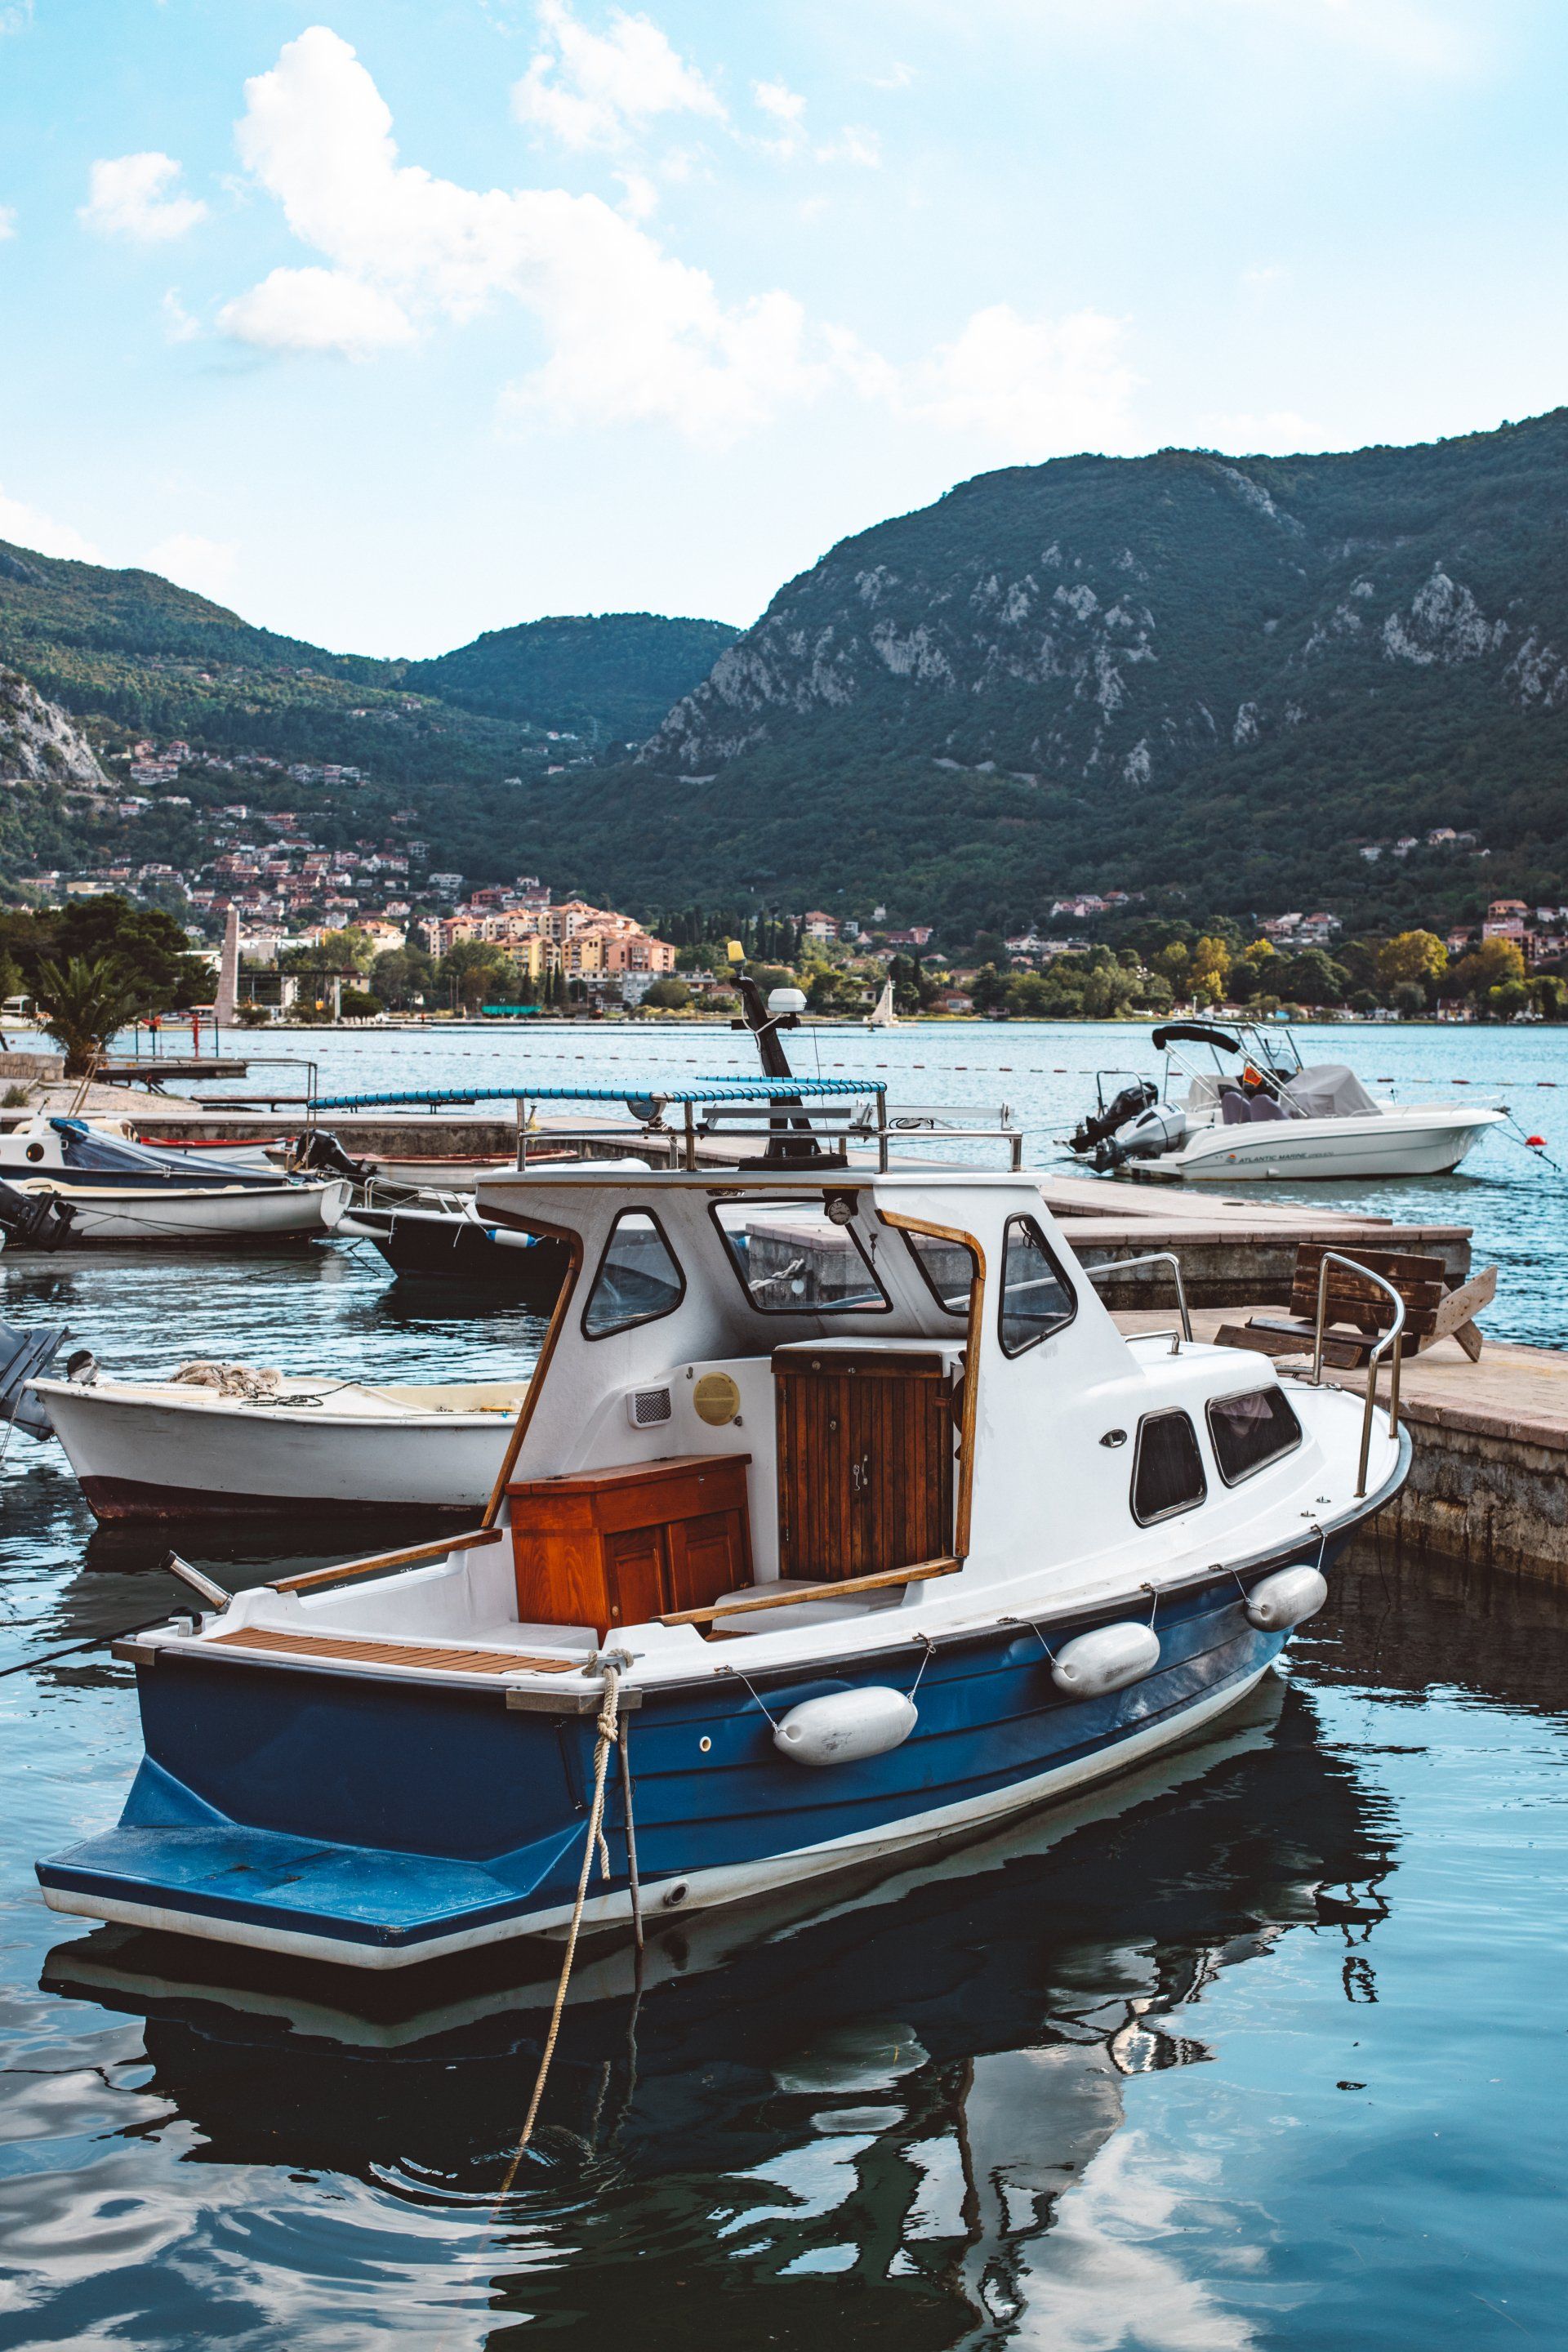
{"left": 1068, "top": 1022, "right": 1504, "bottom": 1182}
{"left": 0, "top": 1115, "right": 344, "bottom": 1242}
{"left": 29, "top": 1363, "right": 531, "bottom": 1520}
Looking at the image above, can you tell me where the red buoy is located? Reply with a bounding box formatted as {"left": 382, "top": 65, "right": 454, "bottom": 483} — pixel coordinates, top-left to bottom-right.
{"left": 1527, "top": 1135, "right": 1547, "bottom": 1147}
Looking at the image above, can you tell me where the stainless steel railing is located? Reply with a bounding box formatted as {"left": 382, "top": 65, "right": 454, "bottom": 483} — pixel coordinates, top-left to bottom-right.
{"left": 1307, "top": 1250, "right": 1405, "bottom": 1497}
{"left": 1085, "top": 1250, "right": 1193, "bottom": 1353}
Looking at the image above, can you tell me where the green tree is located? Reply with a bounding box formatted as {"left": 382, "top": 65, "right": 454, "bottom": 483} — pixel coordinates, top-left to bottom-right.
{"left": 370, "top": 944, "right": 434, "bottom": 1008}
{"left": 642, "top": 977, "right": 691, "bottom": 1010}
{"left": 31, "top": 954, "right": 148, "bottom": 1075}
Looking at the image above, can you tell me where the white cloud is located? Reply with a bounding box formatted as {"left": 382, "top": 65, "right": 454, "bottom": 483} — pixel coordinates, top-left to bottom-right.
{"left": 0, "top": 483, "right": 102, "bottom": 562}
{"left": 817, "top": 125, "right": 881, "bottom": 167}
{"left": 0, "top": 205, "right": 16, "bottom": 241}
{"left": 907, "top": 303, "right": 1139, "bottom": 457}
{"left": 1240, "top": 262, "right": 1287, "bottom": 291}
{"left": 223, "top": 27, "right": 824, "bottom": 430}
{"left": 145, "top": 533, "right": 239, "bottom": 599}
{"left": 79, "top": 152, "right": 208, "bottom": 243}
{"left": 755, "top": 78, "right": 806, "bottom": 128}
{"left": 219, "top": 28, "right": 1147, "bottom": 461}
{"left": 614, "top": 169, "right": 658, "bottom": 220}
{"left": 868, "top": 60, "right": 916, "bottom": 90}
{"left": 218, "top": 265, "right": 416, "bottom": 357}
{"left": 512, "top": 0, "right": 724, "bottom": 150}
{"left": 160, "top": 288, "right": 201, "bottom": 343}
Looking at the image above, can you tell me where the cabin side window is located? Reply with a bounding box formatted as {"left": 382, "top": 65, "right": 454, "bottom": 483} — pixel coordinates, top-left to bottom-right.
{"left": 582, "top": 1209, "right": 686, "bottom": 1340}
{"left": 710, "top": 1197, "right": 890, "bottom": 1315}
{"left": 997, "top": 1216, "right": 1076, "bottom": 1356}
{"left": 900, "top": 1227, "right": 978, "bottom": 1319}
{"left": 1131, "top": 1410, "right": 1207, "bottom": 1524}
{"left": 1207, "top": 1386, "right": 1303, "bottom": 1484}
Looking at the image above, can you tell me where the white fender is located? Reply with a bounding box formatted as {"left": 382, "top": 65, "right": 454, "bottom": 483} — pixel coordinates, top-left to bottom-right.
{"left": 1245, "top": 1565, "right": 1328, "bottom": 1631}
{"left": 773, "top": 1687, "right": 917, "bottom": 1768}
{"left": 1050, "top": 1621, "right": 1160, "bottom": 1699}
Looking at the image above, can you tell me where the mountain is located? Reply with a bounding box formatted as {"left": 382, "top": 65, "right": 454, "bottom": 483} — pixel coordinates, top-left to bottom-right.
{"left": 0, "top": 542, "right": 730, "bottom": 843}
{"left": 510, "top": 410, "right": 1568, "bottom": 931}
{"left": 405, "top": 613, "right": 739, "bottom": 744}
{"left": 0, "top": 666, "right": 108, "bottom": 786}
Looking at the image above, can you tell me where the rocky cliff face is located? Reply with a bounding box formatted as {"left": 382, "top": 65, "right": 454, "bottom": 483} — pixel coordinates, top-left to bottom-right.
{"left": 0, "top": 666, "right": 108, "bottom": 786}
{"left": 640, "top": 419, "right": 1568, "bottom": 802}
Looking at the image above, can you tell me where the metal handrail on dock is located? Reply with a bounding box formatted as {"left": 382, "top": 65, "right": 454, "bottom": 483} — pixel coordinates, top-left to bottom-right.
{"left": 1086, "top": 1251, "right": 1192, "bottom": 1352}
{"left": 1308, "top": 1250, "right": 1405, "bottom": 1498}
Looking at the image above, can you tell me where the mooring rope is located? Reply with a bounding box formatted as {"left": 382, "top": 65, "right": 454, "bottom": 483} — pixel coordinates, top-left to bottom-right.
{"left": 497, "top": 1657, "right": 623, "bottom": 2184}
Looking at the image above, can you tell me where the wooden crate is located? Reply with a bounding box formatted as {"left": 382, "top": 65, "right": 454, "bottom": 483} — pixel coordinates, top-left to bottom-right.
{"left": 508, "top": 1454, "right": 752, "bottom": 1639}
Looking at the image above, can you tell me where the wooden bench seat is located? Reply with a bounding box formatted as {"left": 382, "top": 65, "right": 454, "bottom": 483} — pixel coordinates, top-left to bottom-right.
{"left": 1218, "top": 1243, "right": 1497, "bottom": 1369}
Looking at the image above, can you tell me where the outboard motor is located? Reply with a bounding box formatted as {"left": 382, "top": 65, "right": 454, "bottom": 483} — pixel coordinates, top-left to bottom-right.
{"left": 0, "top": 1317, "right": 72, "bottom": 1440}
{"left": 1092, "top": 1103, "right": 1188, "bottom": 1174}
{"left": 288, "top": 1129, "right": 376, "bottom": 1183}
{"left": 1067, "top": 1079, "right": 1157, "bottom": 1159}
{"left": 0, "top": 1177, "right": 76, "bottom": 1252}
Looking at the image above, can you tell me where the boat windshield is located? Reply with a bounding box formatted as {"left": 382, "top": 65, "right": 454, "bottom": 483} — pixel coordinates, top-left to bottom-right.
{"left": 710, "top": 1196, "right": 890, "bottom": 1315}
{"left": 900, "top": 1227, "right": 978, "bottom": 1318}
{"left": 582, "top": 1209, "right": 685, "bottom": 1339}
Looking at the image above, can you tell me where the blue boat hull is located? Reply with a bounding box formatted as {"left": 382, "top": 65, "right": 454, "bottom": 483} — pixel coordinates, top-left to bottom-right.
{"left": 38, "top": 1566, "right": 1317, "bottom": 1967}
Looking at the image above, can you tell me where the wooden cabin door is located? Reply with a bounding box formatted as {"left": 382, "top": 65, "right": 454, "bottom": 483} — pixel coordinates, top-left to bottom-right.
{"left": 775, "top": 1350, "right": 954, "bottom": 1582}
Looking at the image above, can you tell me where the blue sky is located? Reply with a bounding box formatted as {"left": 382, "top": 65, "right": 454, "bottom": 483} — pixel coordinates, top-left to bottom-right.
{"left": 1, "top": 0, "right": 1564, "bottom": 657}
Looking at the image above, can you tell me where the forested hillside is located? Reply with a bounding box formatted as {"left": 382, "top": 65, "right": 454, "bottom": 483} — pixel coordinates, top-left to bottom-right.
{"left": 6, "top": 408, "right": 1568, "bottom": 932}
{"left": 405, "top": 613, "right": 738, "bottom": 744}
{"left": 0, "top": 544, "right": 728, "bottom": 800}
{"left": 510, "top": 411, "right": 1568, "bottom": 931}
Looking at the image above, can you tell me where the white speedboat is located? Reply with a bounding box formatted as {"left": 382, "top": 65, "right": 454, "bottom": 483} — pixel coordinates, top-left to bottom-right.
{"left": 1067, "top": 1022, "right": 1504, "bottom": 1182}
{"left": 38, "top": 1146, "right": 1409, "bottom": 1971}
{"left": 0, "top": 1115, "right": 345, "bottom": 1241}
{"left": 27, "top": 1363, "right": 531, "bottom": 1520}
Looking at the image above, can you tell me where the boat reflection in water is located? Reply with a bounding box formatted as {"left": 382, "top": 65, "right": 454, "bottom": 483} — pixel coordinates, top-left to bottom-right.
{"left": 42, "top": 1670, "right": 1396, "bottom": 2343}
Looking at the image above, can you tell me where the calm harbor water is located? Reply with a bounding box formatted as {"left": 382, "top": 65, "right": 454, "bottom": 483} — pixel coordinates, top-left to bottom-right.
{"left": 154, "top": 1015, "right": 1568, "bottom": 1342}
{"left": 2, "top": 1020, "right": 1566, "bottom": 2347}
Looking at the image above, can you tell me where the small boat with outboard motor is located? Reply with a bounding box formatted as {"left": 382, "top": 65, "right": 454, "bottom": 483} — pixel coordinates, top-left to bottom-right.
{"left": 0, "top": 1114, "right": 347, "bottom": 1241}
{"left": 324, "top": 976, "right": 814, "bottom": 1287}
{"left": 38, "top": 1062, "right": 1411, "bottom": 1968}
{"left": 1067, "top": 1021, "right": 1505, "bottom": 1182}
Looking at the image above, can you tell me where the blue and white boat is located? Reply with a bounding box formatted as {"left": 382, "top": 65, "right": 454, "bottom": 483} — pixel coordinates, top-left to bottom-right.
{"left": 0, "top": 1115, "right": 345, "bottom": 1242}
{"left": 38, "top": 1141, "right": 1410, "bottom": 1970}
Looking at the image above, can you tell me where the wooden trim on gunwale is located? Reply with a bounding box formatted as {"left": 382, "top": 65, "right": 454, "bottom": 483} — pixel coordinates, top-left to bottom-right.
{"left": 660, "top": 1554, "right": 960, "bottom": 1628}
{"left": 269, "top": 1526, "right": 506, "bottom": 1595}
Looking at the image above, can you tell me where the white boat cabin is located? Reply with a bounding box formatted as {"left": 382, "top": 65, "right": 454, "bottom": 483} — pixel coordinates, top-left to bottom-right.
{"left": 196, "top": 1167, "right": 1355, "bottom": 1686}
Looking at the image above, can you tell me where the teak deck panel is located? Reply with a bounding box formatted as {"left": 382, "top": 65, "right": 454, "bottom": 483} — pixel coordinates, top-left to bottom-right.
{"left": 205, "top": 1627, "right": 580, "bottom": 1674}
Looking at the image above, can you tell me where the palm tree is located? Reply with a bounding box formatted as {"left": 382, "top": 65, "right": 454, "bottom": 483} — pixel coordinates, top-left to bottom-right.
{"left": 31, "top": 955, "right": 147, "bottom": 1077}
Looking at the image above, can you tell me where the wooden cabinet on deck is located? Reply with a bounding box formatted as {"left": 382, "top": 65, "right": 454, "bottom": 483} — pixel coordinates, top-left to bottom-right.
{"left": 508, "top": 1454, "right": 752, "bottom": 1639}
{"left": 774, "top": 1349, "right": 955, "bottom": 1583}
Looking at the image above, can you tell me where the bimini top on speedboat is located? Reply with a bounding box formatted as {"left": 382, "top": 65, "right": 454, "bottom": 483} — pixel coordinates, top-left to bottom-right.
{"left": 38, "top": 1143, "right": 1410, "bottom": 1971}
{"left": 0, "top": 1116, "right": 346, "bottom": 1242}
{"left": 1067, "top": 1022, "right": 1505, "bottom": 1183}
